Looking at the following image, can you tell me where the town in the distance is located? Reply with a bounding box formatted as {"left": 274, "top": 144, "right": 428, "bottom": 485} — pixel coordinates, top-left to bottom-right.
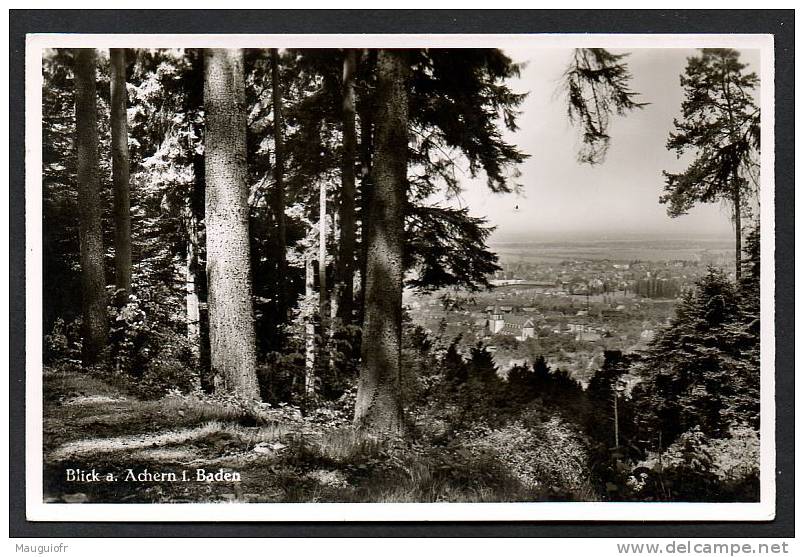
{"left": 407, "top": 236, "right": 735, "bottom": 386}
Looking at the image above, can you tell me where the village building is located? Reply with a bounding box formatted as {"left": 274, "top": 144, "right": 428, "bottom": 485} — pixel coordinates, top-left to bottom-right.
{"left": 566, "top": 322, "right": 602, "bottom": 342}
{"left": 486, "top": 307, "right": 536, "bottom": 341}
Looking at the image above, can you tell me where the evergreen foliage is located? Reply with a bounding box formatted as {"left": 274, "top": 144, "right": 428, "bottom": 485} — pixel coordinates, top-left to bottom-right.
{"left": 662, "top": 49, "right": 760, "bottom": 218}
{"left": 564, "top": 48, "right": 647, "bottom": 164}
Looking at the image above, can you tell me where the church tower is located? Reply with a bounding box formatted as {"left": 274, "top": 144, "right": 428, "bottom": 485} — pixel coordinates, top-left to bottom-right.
{"left": 488, "top": 306, "right": 505, "bottom": 334}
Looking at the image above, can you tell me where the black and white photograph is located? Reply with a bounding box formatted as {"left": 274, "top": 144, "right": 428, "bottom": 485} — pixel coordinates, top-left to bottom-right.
{"left": 24, "top": 31, "right": 777, "bottom": 523}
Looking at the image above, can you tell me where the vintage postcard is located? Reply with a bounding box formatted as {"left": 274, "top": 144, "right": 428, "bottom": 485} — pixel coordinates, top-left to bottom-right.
{"left": 25, "top": 32, "right": 775, "bottom": 522}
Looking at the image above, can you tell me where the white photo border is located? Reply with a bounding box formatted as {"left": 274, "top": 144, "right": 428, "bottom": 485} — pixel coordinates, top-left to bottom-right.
{"left": 25, "top": 32, "right": 776, "bottom": 522}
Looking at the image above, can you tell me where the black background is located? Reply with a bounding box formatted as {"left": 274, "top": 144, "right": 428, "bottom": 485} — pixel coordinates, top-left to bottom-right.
{"left": 9, "top": 9, "right": 795, "bottom": 538}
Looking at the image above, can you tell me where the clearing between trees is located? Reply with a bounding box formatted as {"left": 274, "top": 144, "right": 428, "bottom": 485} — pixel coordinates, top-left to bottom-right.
{"left": 43, "top": 367, "right": 597, "bottom": 504}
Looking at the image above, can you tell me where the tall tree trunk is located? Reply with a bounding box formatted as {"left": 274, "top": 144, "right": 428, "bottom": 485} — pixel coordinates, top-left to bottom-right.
{"left": 203, "top": 48, "right": 259, "bottom": 399}
{"left": 318, "top": 180, "right": 329, "bottom": 372}
{"left": 722, "top": 69, "right": 743, "bottom": 284}
{"left": 354, "top": 50, "right": 408, "bottom": 435}
{"left": 270, "top": 48, "right": 288, "bottom": 332}
{"left": 74, "top": 48, "right": 108, "bottom": 366}
{"left": 304, "top": 252, "right": 316, "bottom": 402}
{"left": 187, "top": 49, "right": 210, "bottom": 382}
{"left": 190, "top": 149, "right": 212, "bottom": 384}
{"left": 357, "top": 55, "right": 375, "bottom": 326}
{"left": 733, "top": 171, "right": 742, "bottom": 282}
{"left": 336, "top": 49, "right": 358, "bottom": 326}
{"left": 185, "top": 140, "right": 202, "bottom": 364}
{"left": 185, "top": 210, "right": 200, "bottom": 362}
{"left": 110, "top": 48, "right": 132, "bottom": 304}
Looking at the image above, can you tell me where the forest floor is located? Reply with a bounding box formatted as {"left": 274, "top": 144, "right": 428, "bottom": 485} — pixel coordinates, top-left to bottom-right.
{"left": 42, "top": 368, "right": 556, "bottom": 504}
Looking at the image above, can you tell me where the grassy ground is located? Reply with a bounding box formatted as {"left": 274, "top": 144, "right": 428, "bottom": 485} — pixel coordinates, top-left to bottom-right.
{"left": 43, "top": 368, "right": 571, "bottom": 504}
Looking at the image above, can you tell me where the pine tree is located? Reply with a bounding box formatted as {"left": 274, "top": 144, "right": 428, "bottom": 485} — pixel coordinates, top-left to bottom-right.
{"left": 43, "top": 49, "right": 82, "bottom": 335}
{"left": 506, "top": 364, "right": 536, "bottom": 403}
{"left": 270, "top": 48, "right": 288, "bottom": 331}
{"left": 110, "top": 48, "right": 132, "bottom": 303}
{"left": 335, "top": 48, "right": 358, "bottom": 326}
{"left": 533, "top": 355, "right": 552, "bottom": 387}
{"left": 354, "top": 50, "right": 409, "bottom": 434}
{"left": 634, "top": 268, "right": 759, "bottom": 446}
{"left": 73, "top": 48, "right": 109, "bottom": 365}
{"left": 661, "top": 49, "right": 760, "bottom": 280}
{"left": 357, "top": 49, "right": 375, "bottom": 326}
{"left": 740, "top": 225, "right": 760, "bottom": 317}
{"left": 442, "top": 338, "right": 468, "bottom": 387}
{"left": 467, "top": 343, "right": 500, "bottom": 387}
{"left": 318, "top": 177, "right": 330, "bottom": 374}
{"left": 507, "top": 355, "right": 552, "bottom": 404}
{"left": 203, "top": 48, "right": 259, "bottom": 399}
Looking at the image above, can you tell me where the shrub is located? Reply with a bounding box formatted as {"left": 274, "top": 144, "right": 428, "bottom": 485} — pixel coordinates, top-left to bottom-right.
{"left": 44, "top": 317, "right": 83, "bottom": 365}
{"left": 325, "top": 323, "right": 362, "bottom": 399}
{"left": 710, "top": 426, "right": 760, "bottom": 482}
{"left": 109, "top": 293, "right": 149, "bottom": 373}
{"left": 138, "top": 354, "right": 198, "bottom": 400}
{"left": 256, "top": 351, "right": 307, "bottom": 405}
{"left": 627, "top": 426, "right": 759, "bottom": 502}
{"left": 460, "top": 408, "right": 597, "bottom": 500}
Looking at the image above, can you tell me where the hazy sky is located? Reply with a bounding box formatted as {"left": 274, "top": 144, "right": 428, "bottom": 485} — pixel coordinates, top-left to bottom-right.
{"left": 437, "top": 48, "right": 761, "bottom": 242}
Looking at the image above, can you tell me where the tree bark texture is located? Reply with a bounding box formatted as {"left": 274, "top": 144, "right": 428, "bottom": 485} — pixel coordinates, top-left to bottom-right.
{"left": 354, "top": 50, "right": 408, "bottom": 435}
{"left": 188, "top": 49, "right": 211, "bottom": 381}
{"left": 185, "top": 144, "right": 202, "bottom": 363}
{"left": 74, "top": 48, "right": 109, "bottom": 366}
{"left": 270, "top": 48, "right": 288, "bottom": 327}
{"left": 357, "top": 57, "right": 375, "bottom": 326}
{"left": 336, "top": 49, "right": 358, "bottom": 325}
{"left": 305, "top": 252, "right": 316, "bottom": 402}
{"left": 110, "top": 48, "right": 132, "bottom": 302}
{"left": 185, "top": 214, "right": 201, "bottom": 362}
{"left": 203, "top": 48, "right": 259, "bottom": 399}
{"left": 721, "top": 65, "right": 743, "bottom": 284}
{"left": 318, "top": 180, "right": 330, "bottom": 371}
{"left": 733, "top": 172, "right": 742, "bottom": 282}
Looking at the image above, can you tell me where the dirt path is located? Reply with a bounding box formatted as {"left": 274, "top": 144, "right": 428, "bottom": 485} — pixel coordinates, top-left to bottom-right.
{"left": 47, "top": 422, "right": 226, "bottom": 462}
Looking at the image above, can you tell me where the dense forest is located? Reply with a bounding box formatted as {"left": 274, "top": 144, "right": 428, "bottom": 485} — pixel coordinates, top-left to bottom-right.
{"left": 42, "top": 47, "right": 761, "bottom": 503}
